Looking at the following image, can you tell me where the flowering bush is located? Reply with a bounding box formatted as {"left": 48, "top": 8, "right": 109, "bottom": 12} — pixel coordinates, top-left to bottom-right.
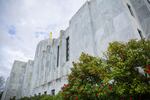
{"left": 107, "top": 39, "right": 150, "bottom": 97}
{"left": 61, "top": 53, "right": 114, "bottom": 100}
{"left": 20, "top": 93, "right": 63, "bottom": 100}
{"left": 61, "top": 39, "right": 150, "bottom": 100}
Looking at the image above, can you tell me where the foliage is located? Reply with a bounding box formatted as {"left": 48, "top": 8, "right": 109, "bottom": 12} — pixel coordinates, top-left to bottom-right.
{"left": 107, "top": 39, "right": 150, "bottom": 97}
{"left": 0, "top": 76, "right": 5, "bottom": 100}
{"left": 61, "top": 53, "right": 113, "bottom": 100}
{"left": 19, "top": 93, "right": 63, "bottom": 100}
{"left": 61, "top": 39, "right": 150, "bottom": 100}
{"left": 0, "top": 76, "right": 5, "bottom": 92}
{"left": 0, "top": 91, "right": 3, "bottom": 100}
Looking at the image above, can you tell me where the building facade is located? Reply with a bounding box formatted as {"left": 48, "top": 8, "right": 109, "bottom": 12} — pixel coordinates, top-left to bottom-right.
{"left": 2, "top": 0, "right": 150, "bottom": 99}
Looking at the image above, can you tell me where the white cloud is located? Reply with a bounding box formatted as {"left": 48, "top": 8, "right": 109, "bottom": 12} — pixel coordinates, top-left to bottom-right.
{"left": 0, "top": 0, "right": 87, "bottom": 79}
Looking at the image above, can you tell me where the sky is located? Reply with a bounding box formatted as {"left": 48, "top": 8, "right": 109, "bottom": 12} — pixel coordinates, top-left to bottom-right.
{"left": 0, "top": 0, "right": 87, "bottom": 80}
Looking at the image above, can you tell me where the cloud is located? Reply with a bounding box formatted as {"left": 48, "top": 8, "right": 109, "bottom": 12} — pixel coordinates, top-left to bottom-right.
{"left": 0, "top": 0, "right": 87, "bottom": 79}
{"left": 34, "top": 32, "right": 48, "bottom": 38}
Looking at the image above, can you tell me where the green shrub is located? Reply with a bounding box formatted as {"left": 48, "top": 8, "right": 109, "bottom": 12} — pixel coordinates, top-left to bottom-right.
{"left": 20, "top": 93, "right": 63, "bottom": 100}
{"left": 61, "top": 39, "right": 150, "bottom": 100}
{"left": 0, "top": 92, "right": 3, "bottom": 100}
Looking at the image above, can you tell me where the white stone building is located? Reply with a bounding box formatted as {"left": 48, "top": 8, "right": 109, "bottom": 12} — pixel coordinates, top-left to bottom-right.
{"left": 2, "top": 0, "right": 150, "bottom": 99}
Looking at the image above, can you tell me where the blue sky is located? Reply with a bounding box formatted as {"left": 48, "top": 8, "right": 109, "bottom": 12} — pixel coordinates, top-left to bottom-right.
{"left": 0, "top": 0, "right": 86, "bottom": 79}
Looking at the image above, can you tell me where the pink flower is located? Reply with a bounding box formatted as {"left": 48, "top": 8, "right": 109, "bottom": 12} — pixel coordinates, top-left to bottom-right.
{"left": 145, "top": 70, "right": 150, "bottom": 74}
{"left": 75, "top": 96, "right": 78, "bottom": 100}
{"left": 109, "top": 85, "right": 112, "bottom": 91}
{"left": 145, "top": 65, "right": 150, "bottom": 74}
{"left": 130, "top": 96, "right": 132, "bottom": 100}
{"left": 96, "top": 93, "right": 98, "bottom": 97}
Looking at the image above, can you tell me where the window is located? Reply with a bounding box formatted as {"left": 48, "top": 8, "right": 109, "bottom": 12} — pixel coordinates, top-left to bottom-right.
{"left": 147, "top": 0, "right": 150, "bottom": 4}
{"left": 43, "top": 50, "right": 46, "bottom": 53}
{"left": 137, "top": 29, "right": 143, "bottom": 39}
{"left": 13, "top": 96, "right": 16, "bottom": 100}
{"left": 51, "top": 89, "right": 55, "bottom": 95}
{"left": 57, "top": 46, "right": 59, "bottom": 67}
{"left": 66, "top": 37, "right": 69, "bottom": 61}
{"left": 10, "top": 97, "right": 15, "bottom": 100}
{"left": 44, "top": 91, "right": 47, "bottom": 95}
{"left": 56, "top": 78, "right": 61, "bottom": 82}
{"left": 127, "top": 4, "right": 135, "bottom": 17}
{"left": 47, "top": 45, "right": 50, "bottom": 51}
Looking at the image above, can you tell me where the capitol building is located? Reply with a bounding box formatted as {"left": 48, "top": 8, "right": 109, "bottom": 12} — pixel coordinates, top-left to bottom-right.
{"left": 2, "top": 0, "right": 150, "bottom": 99}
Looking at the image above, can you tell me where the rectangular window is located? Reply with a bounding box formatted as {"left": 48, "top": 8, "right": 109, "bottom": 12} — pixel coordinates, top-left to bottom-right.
{"left": 44, "top": 91, "right": 47, "bottom": 95}
{"left": 127, "top": 4, "right": 135, "bottom": 17}
{"left": 137, "top": 29, "right": 143, "bottom": 39}
{"left": 57, "top": 46, "right": 59, "bottom": 67}
{"left": 13, "top": 96, "right": 16, "bottom": 100}
{"left": 66, "top": 37, "right": 69, "bottom": 61}
{"left": 51, "top": 89, "right": 55, "bottom": 95}
{"left": 56, "top": 78, "right": 61, "bottom": 82}
{"left": 47, "top": 45, "right": 50, "bottom": 51}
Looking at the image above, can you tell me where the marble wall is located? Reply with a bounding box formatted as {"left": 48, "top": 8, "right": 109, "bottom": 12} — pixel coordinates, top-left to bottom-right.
{"left": 2, "top": 0, "right": 150, "bottom": 99}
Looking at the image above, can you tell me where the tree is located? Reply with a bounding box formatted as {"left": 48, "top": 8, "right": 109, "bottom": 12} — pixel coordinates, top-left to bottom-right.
{"left": 0, "top": 76, "right": 5, "bottom": 92}
{"left": 0, "top": 76, "right": 5, "bottom": 99}
{"left": 61, "top": 53, "right": 113, "bottom": 100}
{"left": 61, "top": 39, "right": 150, "bottom": 100}
{"left": 106, "top": 39, "right": 150, "bottom": 99}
